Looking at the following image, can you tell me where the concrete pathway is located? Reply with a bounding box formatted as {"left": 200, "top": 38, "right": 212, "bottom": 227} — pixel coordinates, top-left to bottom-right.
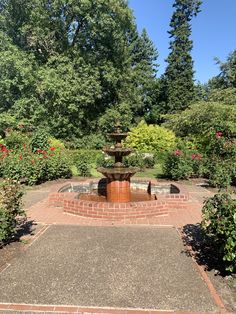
{"left": 0, "top": 180, "right": 233, "bottom": 314}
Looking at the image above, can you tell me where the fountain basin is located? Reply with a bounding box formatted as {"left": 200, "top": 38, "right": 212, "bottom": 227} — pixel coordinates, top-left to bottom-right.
{"left": 48, "top": 179, "right": 189, "bottom": 220}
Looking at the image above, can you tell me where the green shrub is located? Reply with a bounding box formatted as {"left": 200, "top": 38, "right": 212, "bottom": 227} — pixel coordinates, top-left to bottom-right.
{"left": 1, "top": 152, "right": 45, "bottom": 185}
{"left": 73, "top": 134, "right": 106, "bottom": 149}
{"left": 30, "top": 129, "right": 49, "bottom": 152}
{"left": 4, "top": 131, "right": 30, "bottom": 150}
{"left": 163, "top": 150, "right": 194, "bottom": 180}
{"left": 207, "top": 161, "right": 232, "bottom": 190}
{"left": 0, "top": 145, "right": 72, "bottom": 185}
{"left": 45, "top": 150, "right": 72, "bottom": 180}
{"left": 74, "top": 150, "right": 91, "bottom": 177}
{"left": 125, "top": 120, "right": 176, "bottom": 153}
{"left": 48, "top": 137, "right": 65, "bottom": 150}
{"left": 202, "top": 193, "right": 236, "bottom": 273}
{"left": 96, "top": 153, "right": 114, "bottom": 168}
{"left": 124, "top": 152, "right": 145, "bottom": 169}
{"left": 124, "top": 152, "right": 155, "bottom": 169}
{"left": 0, "top": 179, "right": 25, "bottom": 243}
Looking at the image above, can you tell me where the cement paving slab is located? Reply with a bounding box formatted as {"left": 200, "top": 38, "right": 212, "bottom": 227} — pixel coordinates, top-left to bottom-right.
{"left": 0, "top": 225, "right": 217, "bottom": 311}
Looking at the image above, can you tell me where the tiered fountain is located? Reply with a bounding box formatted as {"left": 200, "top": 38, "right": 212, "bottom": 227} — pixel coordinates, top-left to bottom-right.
{"left": 49, "top": 122, "right": 189, "bottom": 220}
{"left": 97, "top": 122, "right": 139, "bottom": 202}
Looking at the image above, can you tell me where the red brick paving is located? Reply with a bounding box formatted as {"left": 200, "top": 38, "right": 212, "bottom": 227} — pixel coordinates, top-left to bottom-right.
{"left": 1, "top": 180, "right": 235, "bottom": 314}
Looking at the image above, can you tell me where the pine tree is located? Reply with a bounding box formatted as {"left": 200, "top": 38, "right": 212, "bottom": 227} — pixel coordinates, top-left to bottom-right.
{"left": 163, "top": 0, "right": 202, "bottom": 113}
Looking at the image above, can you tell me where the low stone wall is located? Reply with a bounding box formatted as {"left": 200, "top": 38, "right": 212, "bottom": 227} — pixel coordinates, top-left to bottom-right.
{"left": 48, "top": 179, "right": 189, "bottom": 220}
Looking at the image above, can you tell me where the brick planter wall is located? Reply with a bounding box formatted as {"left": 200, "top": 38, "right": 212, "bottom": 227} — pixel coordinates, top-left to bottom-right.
{"left": 48, "top": 180, "right": 189, "bottom": 220}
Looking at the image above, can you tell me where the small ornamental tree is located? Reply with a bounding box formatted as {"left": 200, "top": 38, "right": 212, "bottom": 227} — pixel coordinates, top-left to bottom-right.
{"left": 125, "top": 120, "right": 176, "bottom": 152}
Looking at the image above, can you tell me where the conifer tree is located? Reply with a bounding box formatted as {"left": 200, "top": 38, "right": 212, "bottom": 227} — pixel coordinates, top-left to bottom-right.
{"left": 163, "top": 0, "right": 202, "bottom": 113}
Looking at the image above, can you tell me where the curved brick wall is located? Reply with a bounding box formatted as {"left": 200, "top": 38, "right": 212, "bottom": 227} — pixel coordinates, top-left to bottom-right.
{"left": 48, "top": 179, "right": 189, "bottom": 220}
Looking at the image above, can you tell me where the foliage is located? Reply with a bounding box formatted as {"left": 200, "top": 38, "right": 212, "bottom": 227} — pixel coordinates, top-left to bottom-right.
{"left": 163, "top": 150, "right": 194, "bottom": 180}
{"left": 4, "top": 130, "right": 30, "bottom": 150}
{"left": 163, "top": 139, "right": 205, "bottom": 180}
{"left": 207, "top": 161, "right": 232, "bottom": 190}
{"left": 161, "top": 0, "right": 202, "bottom": 113}
{"left": 0, "top": 179, "right": 25, "bottom": 243}
{"left": 72, "top": 134, "right": 106, "bottom": 150}
{"left": 208, "top": 87, "right": 236, "bottom": 105}
{"left": 30, "top": 129, "right": 49, "bottom": 152}
{"left": 73, "top": 150, "right": 102, "bottom": 177}
{"left": 48, "top": 137, "right": 65, "bottom": 150}
{"left": 0, "top": 144, "right": 71, "bottom": 185}
{"left": 124, "top": 152, "right": 145, "bottom": 169}
{"left": 124, "top": 152, "right": 155, "bottom": 169}
{"left": 209, "top": 50, "right": 236, "bottom": 89}
{"left": 125, "top": 120, "right": 176, "bottom": 153}
{"left": 96, "top": 154, "right": 114, "bottom": 168}
{"left": 0, "top": 0, "right": 159, "bottom": 141}
{"left": 163, "top": 102, "right": 236, "bottom": 142}
{"left": 202, "top": 194, "right": 236, "bottom": 273}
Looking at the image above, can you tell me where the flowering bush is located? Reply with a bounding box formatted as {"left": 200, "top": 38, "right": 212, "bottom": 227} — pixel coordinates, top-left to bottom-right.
{"left": 0, "top": 179, "right": 25, "bottom": 243}
{"left": 163, "top": 149, "right": 194, "bottom": 180}
{"left": 202, "top": 193, "right": 236, "bottom": 273}
{"left": 0, "top": 144, "right": 72, "bottom": 185}
{"left": 163, "top": 140, "right": 205, "bottom": 180}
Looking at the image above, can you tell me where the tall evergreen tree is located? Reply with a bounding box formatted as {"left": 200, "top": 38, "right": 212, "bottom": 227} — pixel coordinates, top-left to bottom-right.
{"left": 162, "top": 0, "right": 201, "bottom": 113}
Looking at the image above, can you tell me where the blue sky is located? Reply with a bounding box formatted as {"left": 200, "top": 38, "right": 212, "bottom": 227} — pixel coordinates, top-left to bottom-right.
{"left": 128, "top": 0, "right": 236, "bottom": 83}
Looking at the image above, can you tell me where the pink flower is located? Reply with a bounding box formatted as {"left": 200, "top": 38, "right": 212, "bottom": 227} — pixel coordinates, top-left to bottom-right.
{"left": 173, "top": 149, "right": 183, "bottom": 156}
{"left": 191, "top": 153, "right": 202, "bottom": 160}
{"left": 215, "top": 131, "right": 223, "bottom": 139}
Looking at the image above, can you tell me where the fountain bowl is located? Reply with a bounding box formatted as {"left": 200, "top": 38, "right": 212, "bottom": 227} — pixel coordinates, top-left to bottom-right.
{"left": 48, "top": 178, "right": 189, "bottom": 221}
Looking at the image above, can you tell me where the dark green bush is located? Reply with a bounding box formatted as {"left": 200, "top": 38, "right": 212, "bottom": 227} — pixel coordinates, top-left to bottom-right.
{"left": 202, "top": 193, "right": 236, "bottom": 273}
{"left": 72, "top": 134, "right": 106, "bottom": 149}
{"left": 30, "top": 129, "right": 49, "bottom": 152}
{"left": 163, "top": 150, "right": 194, "bottom": 180}
{"left": 0, "top": 179, "right": 25, "bottom": 243}
{"left": 45, "top": 150, "right": 72, "bottom": 181}
{"left": 206, "top": 161, "right": 232, "bottom": 190}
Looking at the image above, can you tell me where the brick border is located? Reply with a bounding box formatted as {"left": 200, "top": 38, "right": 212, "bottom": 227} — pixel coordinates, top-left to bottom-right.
{"left": 0, "top": 302, "right": 231, "bottom": 313}
{"left": 48, "top": 179, "right": 189, "bottom": 220}
{"left": 176, "top": 229, "right": 227, "bottom": 313}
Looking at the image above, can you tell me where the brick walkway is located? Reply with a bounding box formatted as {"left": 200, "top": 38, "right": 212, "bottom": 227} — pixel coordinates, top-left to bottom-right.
{"left": 1, "top": 180, "right": 234, "bottom": 314}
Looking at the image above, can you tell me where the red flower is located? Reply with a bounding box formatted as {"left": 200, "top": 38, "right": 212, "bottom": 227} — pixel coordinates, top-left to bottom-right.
{"left": 0, "top": 145, "right": 8, "bottom": 154}
{"left": 215, "top": 131, "right": 223, "bottom": 139}
{"left": 19, "top": 155, "right": 23, "bottom": 160}
{"left": 50, "top": 147, "right": 56, "bottom": 151}
{"left": 191, "top": 153, "right": 202, "bottom": 160}
{"left": 173, "top": 149, "right": 183, "bottom": 156}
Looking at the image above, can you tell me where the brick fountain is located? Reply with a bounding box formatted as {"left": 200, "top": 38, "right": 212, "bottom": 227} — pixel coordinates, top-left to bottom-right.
{"left": 48, "top": 123, "right": 190, "bottom": 221}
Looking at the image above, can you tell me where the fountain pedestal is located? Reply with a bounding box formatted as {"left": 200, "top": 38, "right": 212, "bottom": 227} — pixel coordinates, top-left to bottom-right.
{"left": 107, "top": 179, "right": 130, "bottom": 202}
{"left": 97, "top": 122, "right": 139, "bottom": 203}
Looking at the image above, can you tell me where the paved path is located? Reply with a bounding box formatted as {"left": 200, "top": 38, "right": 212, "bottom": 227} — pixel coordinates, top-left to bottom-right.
{"left": 0, "top": 180, "right": 233, "bottom": 314}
